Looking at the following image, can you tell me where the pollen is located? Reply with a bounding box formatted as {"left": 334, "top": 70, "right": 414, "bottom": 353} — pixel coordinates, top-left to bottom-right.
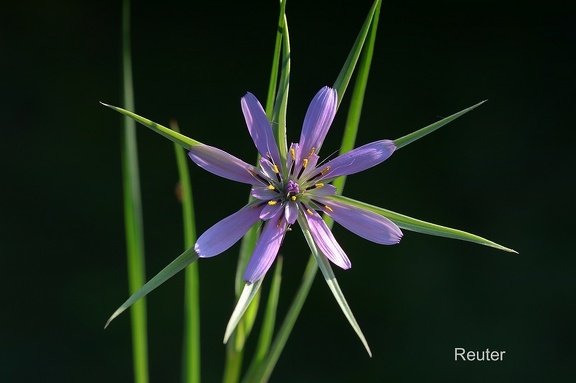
{"left": 268, "top": 184, "right": 276, "bottom": 190}
{"left": 306, "top": 208, "right": 314, "bottom": 215}
{"left": 290, "top": 147, "right": 296, "bottom": 161}
{"left": 302, "top": 158, "right": 308, "bottom": 168}
{"left": 324, "top": 205, "right": 333, "bottom": 212}
{"left": 273, "top": 164, "right": 279, "bottom": 174}
{"left": 291, "top": 196, "right": 297, "bottom": 201}
{"left": 268, "top": 200, "right": 278, "bottom": 205}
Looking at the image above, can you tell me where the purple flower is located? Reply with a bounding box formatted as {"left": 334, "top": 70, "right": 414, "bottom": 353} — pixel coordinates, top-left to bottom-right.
{"left": 189, "top": 86, "right": 402, "bottom": 283}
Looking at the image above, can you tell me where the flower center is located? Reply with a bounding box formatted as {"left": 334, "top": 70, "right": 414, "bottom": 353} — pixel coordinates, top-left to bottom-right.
{"left": 285, "top": 179, "right": 300, "bottom": 201}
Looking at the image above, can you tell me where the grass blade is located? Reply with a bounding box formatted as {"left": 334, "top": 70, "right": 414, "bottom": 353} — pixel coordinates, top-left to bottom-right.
{"left": 172, "top": 121, "right": 201, "bottom": 383}
{"left": 332, "top": 195, "right": 518, "bottom": 253}
{"left": 105, "top": 246, "right": 199, "bottom": 328}
{"left": 102, "top": 102, "right": 201, "bottom": 149}
{"left": 120, "top": 0, "right": 148, "bottom": 381}
{"left": 393, "top": 100, "right": 487, "bottom": 150}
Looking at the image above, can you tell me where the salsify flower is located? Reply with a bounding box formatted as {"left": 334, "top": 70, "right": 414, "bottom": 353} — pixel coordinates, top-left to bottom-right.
{"left": 189, "top": 86, "right": 402, "bottom": 283}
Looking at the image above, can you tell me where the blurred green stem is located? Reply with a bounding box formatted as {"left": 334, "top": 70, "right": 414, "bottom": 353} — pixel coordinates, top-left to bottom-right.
{"left": 121, "top": 0, "right": 149, "bottom": 382}
{"left": 172, "top": 121, "right": 201, "bottom": 383}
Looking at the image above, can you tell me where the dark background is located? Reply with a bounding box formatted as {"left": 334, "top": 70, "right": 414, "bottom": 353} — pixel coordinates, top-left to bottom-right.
{"left": 1, "top": 0, "right": 574, "bottom": 382}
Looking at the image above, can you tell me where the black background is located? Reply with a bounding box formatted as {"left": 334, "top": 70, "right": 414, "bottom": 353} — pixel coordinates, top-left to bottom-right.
{"left": 1, "top": 0, "right": 574, "bottom": 382}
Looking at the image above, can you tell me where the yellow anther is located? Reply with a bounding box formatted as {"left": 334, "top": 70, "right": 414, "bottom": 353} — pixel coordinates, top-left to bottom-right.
{"left": 273, "top": 164, "right": 279, "bottom": 173}
{"left": 315, "top": 183, "right": 324, "bottom": 188}
{"left": 291, "top": 196, "right": 297, "bottom": 201}
{"left": 268, "top": 200, "right": 278, "bottom": 205}
{"left": 308, "top": 147, "right": 316, "bottom": 156}
{"left": 290, "top": 147, "right": 296, "bottom": 161}
{"left": 306, "top": 208, "right": 314, "bottom": 215}
{"left": 302, "top": 158, "right": 308, "bottom": 168}
{"left": 321, "top": 166, "right": 330, "bottom": 175}
{"left": 267, "top": 184, "right": 275, "bottom": 190}
{"left": 324, "top": 205, "right": 333, "bottom": 212}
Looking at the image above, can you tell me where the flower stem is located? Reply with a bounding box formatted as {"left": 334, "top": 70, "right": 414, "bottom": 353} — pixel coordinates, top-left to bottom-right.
{"left": 172, "top": 121, "right": 201, "bottom": 383}
{"left": 121, "top": 0, "right": 149, "bottom": 382}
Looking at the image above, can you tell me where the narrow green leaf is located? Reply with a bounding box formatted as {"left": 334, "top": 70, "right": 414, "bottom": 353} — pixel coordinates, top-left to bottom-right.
{"left": 244, "top": 257, "right": 283, "bottom": 379}
{"left": 297, "top": 215, "right": 371, "bottom": 356}
{"left": 333, "top": 0, "right": 380, "bottom": 109}
{"left": 264, "top": 0, "right": 287, "bottom": 117}
{"left": 120, "top": 0, "right": 148, "bottom": 381}
{"left": 332, "top": 195, "right": 518, "bottom": 253}
{"left": 101, "top": 102, "right": 201, "bottom": 149}
{"left": 334, "top": 0, "right": 381, "bottom": 193}
{"left": 272, "top": 12, "right": 290, "bottom": 166}
{"left": 105, "top": 246, "right": 199, "bottom": 328}
{"left": 242, "top": 255, "right": 317, "bottom": 383}
{"left": 393, "top": 100, "right": 487, "bottom": 150}
{"left": 172, "top": 121, "right": 201, "bottom": 383}
{"left": 224, "top": 279, "right": 264, "bottom": 344}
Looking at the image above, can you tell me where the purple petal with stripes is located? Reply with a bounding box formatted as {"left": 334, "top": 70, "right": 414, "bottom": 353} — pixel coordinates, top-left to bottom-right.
{"left": 194, "top": 205, "right": 263, "bottom": 257}
{"left": 318, "top": 140, "right": 396, "bottom": 180}
{"left": 241, "top": 92, "right": 282, "bottom": 166}
{"left": 298, "top": 87, "right": 337, "bottom": 157}
{"left": 243, "top": 213, "right": 287, "bottom": 282}
{"left": 188, "top": 144, "right": 261, "bottom": 185}
{"left": 315, "top": 197, "right": 402, "bottom": 245}
{"left": 305, "top": 210, "right": 351, "bottom": 270}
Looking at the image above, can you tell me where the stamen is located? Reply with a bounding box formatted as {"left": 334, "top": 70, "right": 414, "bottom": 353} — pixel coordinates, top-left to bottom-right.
{"left": 324, "top": 205, "right": 333, "bottom": 212}
{"left": 306, "top": 183, "right": 324, "bottom": 191}
{"left": 249, "top": 169, "right": 270, "bottom": 185}
{"left": 306, "top": 208, "right": 314, "bottom": 215}
{"left": 268, "top": 200, "right": 278, "bottom": 205}
{"left": 267, "top": 184, "right": 276, "bottom": 190}
{"left": 273, "top": 164, "right": 279, "bottom": 174}
{"left": 297, "top": 158, "right": 309, "bottom": 179}
{"left": 308, "top": 147, "right": 315, "bottom": 156}
{"left": 291, "top": 196, "right": 297, "bottom": 201}
{"left": 290, "top": 147, "right": 296, "bottom": 161}
{"left": 308, "top": 166, "right": 330, "bottom": 182}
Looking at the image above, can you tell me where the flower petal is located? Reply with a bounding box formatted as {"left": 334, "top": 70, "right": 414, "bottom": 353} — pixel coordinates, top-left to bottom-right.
{"left": 260, "top": 202, "right": 282, "bottom": 221}
{"left": 251, "top": 186, "right": 279, "bottom": 201}
{"left": 317, "top": 140, "right": 396, "bottom": 180}
{"left": 241, "top": 92, "right": 282, "bottom": 166}
{"left": 284, "top": 200, "right": 299, "bottom": 224}
{"left": 243, "top": 213, "right": 287, "bottom": 282}
{"left": 188, "top": 144, "right": 262, "bottom": 185}
{"left": 305, "top": 209, "right": 351, "bottom": 270}
{"left": 304, "top": 183, "right": 337, "bottom": 197}
{"left": 194, "top": 204, "right": 263, "bottom": 257}
{"left": 299, "top": 86, "right": 337, "bottom": 157}
{"left": 314, "top": 197, "right": 402, "bottom": 245}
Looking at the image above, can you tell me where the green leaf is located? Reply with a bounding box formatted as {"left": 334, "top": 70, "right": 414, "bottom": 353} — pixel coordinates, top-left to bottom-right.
{"left": 333, "top": 0, "right": 381, "bottom": 109}
{"left": 101, "top": 102, "right": 201, "bottom": 149}
{"left": 393, "top": 100, "right": 486, "bottom": 150}
{"left": 224, "top": 279, "right": 264, "bottom": 345}
{"left": 171, "top": 121, "right": 201, "bottom": 383}
{"left": 272, "top": 12, "right": 290, "bottom": 166}
{"left": 244, "top": 257, "right": 283, "bottom": 378}
{"left": 297, "top": 215, "right": 372, "bottom": 356}
{"left": 331, "top": 195, "right": 518, "bottom": 253}
{"left": 120, "top": 0, "right": 149, "bottom": 381}
{"left": 105, "top": 246, "right": 199, "bottom": 328}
